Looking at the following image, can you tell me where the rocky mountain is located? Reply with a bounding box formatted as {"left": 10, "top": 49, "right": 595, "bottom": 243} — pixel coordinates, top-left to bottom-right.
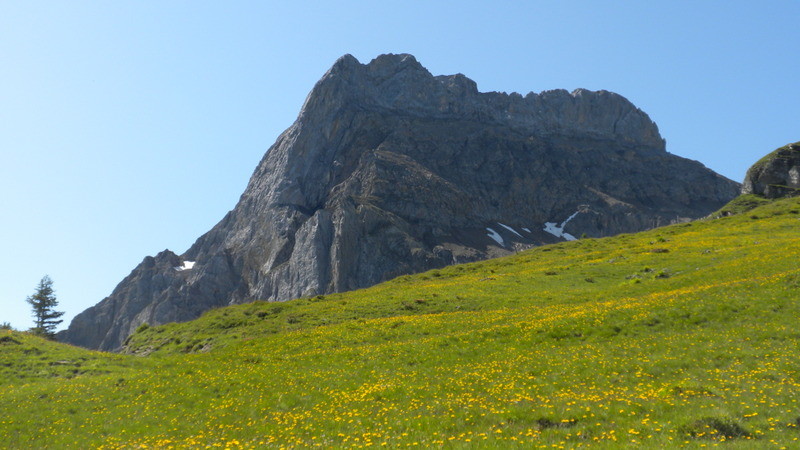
{"left": 741, "top": 141, "right": 800, "bottom": 198}
{"left": 59, "top": 53, "right": 740, "bottom": 351}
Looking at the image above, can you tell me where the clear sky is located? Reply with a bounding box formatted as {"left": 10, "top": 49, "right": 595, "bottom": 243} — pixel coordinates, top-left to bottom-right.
{"left": 2, "top": 1, "right": 798, "bottom": 332}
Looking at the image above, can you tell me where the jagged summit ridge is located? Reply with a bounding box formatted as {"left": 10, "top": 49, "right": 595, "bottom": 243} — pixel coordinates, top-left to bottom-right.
{"left": 303, "top": 53, "right": 664, "bottom": 150}
{"left": 59, "top": 53, "right": 738, "bottom": 351}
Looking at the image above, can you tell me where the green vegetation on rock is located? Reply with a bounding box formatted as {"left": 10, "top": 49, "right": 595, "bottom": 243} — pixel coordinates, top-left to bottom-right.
{"left": 2, "top": 197, "right": 800, "bottom": 448}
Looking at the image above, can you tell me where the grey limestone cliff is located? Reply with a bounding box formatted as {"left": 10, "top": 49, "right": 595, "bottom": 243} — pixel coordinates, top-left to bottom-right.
{"left": 742, "top": 141, "right": 800, "bottom": 198}
{"left": 59, "top": 53, "right": 740, "bottom": 350}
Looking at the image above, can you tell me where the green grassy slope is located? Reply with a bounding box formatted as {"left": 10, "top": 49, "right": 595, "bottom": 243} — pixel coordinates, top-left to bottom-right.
{"left": 0, "top": 331, "right": 141, "bottom": 386}
{"left": 2, "top": 197, "right": 799, "bottom": 448}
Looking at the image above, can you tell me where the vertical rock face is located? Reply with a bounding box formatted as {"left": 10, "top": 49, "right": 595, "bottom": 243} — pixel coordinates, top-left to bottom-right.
{"left": 59, "top": 53, "right": 740, "bottom": 351}
{"left": 741, "top": 142, "right": 800, "bottom": 198}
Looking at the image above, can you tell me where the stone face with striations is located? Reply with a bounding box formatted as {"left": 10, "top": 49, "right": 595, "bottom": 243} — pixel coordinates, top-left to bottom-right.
{"left": 741, "top": 141, "right": 800, "bottom": 198}
{"left": 59, "top": 54, "right": 740, "bottom": 350}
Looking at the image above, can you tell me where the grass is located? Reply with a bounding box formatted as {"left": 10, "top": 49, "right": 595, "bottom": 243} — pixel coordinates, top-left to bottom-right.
{"left": 705, "top": 193, "right": 772, "bottom": 219}
{"left": 0, "top": 331, "right": 141, "bottom": 385}
{"left": 2, "top": 196, "right": 800, "bottom": 448}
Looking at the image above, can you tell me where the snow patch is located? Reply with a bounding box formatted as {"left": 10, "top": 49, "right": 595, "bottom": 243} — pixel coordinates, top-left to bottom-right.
{"left": 543, "top": 210, "right": 581, "bottom": 241}
{"left": 522, "top": 227, "right": 531, "bottom": 233}
{"left": 485, "top": 228, "right": 504, "bottom": 246}
{"left": 175, "top": 261, "right": 196, "bottom": 271}
{"left": 498, "top": 223, "right": 523, "bottom": 238}
{"left": 543, "top": 223, "right": 577, "bottom": 241}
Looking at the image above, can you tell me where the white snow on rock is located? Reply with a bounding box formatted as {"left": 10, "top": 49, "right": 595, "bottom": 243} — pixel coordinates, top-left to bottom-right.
{"left": 485, "top": 228, "right": 504, "bottom": 246}
{"left": 543, "top": 210, "right": 581, "bottom": 241}
{"left": 543, "top": 222, "right": 577, "bottom": 241}
{"left": 498, "top": 223, "right": 523, "bottom": 238}
{"left": 522, "top": 227, "right": 531, "bottom": 233}
{"left": 174, "top": 261, "right": 196, "bottom": 271}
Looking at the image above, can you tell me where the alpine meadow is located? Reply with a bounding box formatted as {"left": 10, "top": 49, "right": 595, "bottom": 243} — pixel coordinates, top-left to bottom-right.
{"left": 2, "top": 194, "right": 799, "bottom": 448}
{"left": 4, "top": 3, "right": 800, "bottom": 449}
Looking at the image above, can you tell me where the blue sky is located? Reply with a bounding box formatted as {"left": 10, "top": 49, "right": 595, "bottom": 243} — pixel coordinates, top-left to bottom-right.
{"left": 2, "top": 1, "right": 798, "bottom": 331}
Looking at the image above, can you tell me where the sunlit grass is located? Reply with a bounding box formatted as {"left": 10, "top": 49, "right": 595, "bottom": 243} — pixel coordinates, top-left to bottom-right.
{"left": 2, "top": 196, "right": 799, "bottom": 448}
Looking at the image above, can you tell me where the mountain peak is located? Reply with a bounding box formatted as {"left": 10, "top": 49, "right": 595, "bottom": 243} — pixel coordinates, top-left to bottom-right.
{"left": 366, "top": 53, "right": 426, "bottom": 75}
{"left": 59, "top": 54, "right": 739, "bottom": 351}
{"left": 302, "top": 53, "right": 666, "bottom": 150}
{"left": 326, "top": 53, "right": 360, "bottom": 74}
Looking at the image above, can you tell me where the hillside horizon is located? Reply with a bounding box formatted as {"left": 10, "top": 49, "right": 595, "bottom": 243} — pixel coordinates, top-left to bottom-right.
{"left": 3, "top": 186, "right": 800, "bottom": 447}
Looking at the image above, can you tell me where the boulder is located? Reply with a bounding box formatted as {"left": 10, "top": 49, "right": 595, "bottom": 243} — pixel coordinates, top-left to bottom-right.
{"left": 742, "top": 141, "right": 800, "bottom": 198}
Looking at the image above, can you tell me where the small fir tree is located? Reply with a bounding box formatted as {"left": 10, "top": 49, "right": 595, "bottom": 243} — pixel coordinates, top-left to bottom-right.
{"left": 26, "top": 275, "right": 64, "bottom": 338}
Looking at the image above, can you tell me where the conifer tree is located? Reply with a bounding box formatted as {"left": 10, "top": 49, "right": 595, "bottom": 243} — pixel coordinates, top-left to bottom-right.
{"left": 26, "top": 275, "right": 64, "bottom": 338}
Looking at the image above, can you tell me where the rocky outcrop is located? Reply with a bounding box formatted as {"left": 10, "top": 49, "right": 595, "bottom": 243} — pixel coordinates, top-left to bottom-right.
{"left": 741, "top": 142, "right": 800, "bottom": 198}
{"left": 59, "top": 53, "right": 740, "bottom": 351}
